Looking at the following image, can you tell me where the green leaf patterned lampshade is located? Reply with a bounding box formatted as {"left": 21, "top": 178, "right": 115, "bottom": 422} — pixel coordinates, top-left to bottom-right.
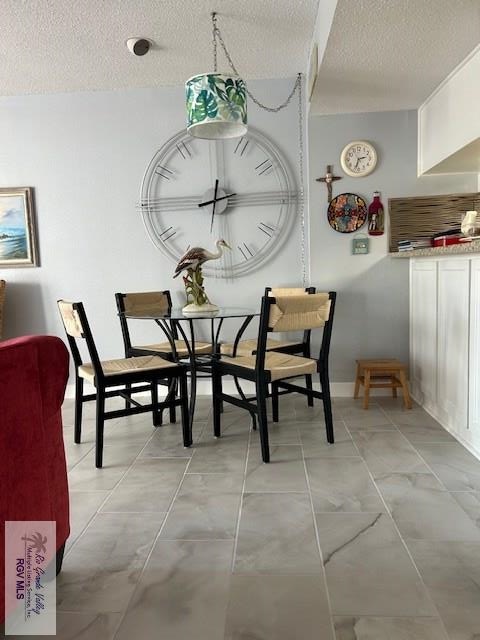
{"left": 186, "top": 73, "right": 247, "bottom": 139}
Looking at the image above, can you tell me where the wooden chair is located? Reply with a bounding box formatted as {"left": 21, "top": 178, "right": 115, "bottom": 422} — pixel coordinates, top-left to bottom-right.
{"left": 58, "top": 300, "right": 190, "bottom": 468}
{"left": 354, "top": 359, "right": 412, "bottom": 409}
{"left": 212, "top": 292, "right": 336, "bottom": 462}
{"left": 0, "top": 280, "right": 5, "bottom": 340}
{"left": 220, "top": 286, "right": 317, "bottom": 405}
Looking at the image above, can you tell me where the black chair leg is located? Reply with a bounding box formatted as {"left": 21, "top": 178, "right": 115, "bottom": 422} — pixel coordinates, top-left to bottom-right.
{"left": 56, "top": 542, "right": 66, "bottom": 576}
{"left": 151, "top": 381, "right": 161, "bottom": 426}
{"left": 305, "top": 374, "right": 314, "bottom": 407}
{"left": 320, "top": 370, "right": 334, "bottom": 444}
{"left": 256, "top": 380, "right": 270, "bottom": 463}
{"left": 212, "top": 367, "right": 222, "bottom": 438}
{"left": 95, "top": 390, "right": 106, "bottom": 468}
{"left": 125, "top": 382, "right": 132, "bottom": 409}
{"left": 272, "top": 382, "right": 279, "bottom": 423}
{"left": 74, "top": 376, "right": 83, "bottom": 444}
{"left": 180, "top": 373, "right": 192, "bottom": 447}
{"left": 169, "top": 379, "right": 177, "bottom": 424}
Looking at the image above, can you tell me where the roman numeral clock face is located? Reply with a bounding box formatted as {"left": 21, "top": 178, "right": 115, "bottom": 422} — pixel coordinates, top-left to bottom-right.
{"left": 140, "top": 127, "right": 299, "bottom": 277}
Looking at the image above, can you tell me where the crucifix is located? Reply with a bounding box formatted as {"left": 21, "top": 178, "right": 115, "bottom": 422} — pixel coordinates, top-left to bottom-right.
{"left": 316, "top": 165, "right": 342, "bottom": 202}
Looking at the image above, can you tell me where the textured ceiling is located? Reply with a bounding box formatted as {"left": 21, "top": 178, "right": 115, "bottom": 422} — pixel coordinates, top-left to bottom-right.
{"left": 0, "top": 0, "right": 318, "bottom": 96}
{"left": 310, "top": 0, "right": 480, "bottom": 114}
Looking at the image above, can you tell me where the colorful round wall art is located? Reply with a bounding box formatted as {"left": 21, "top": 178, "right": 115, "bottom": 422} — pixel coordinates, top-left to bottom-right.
{"left": 327, "top": 193, "right": 367, "bottom": 233}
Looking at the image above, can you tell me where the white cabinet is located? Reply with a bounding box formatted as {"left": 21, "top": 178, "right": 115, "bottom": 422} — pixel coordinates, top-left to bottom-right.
{"left": 410, "top": 260, "right": 437, "bottom": 413}
{"left": 437, "top": 260, "right": 470, "bottom": 435}
{"left": 469, "top": 259, "right": 480, "bottom": 441}
{"left": 411, "top": 255, "right": 480, "bottom": 457}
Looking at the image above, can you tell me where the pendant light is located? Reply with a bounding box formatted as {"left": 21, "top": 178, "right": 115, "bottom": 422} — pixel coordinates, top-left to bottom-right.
{"left": 186, "top": 13, "right": 247, "bottom": 139}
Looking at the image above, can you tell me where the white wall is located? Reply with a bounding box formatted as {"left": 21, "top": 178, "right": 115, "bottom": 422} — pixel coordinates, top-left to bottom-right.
{"left": 309, "top": 109, "right": 478, "bottom": 382}
{"left": 0, "top": 78, "right": 305, "bottom": 356}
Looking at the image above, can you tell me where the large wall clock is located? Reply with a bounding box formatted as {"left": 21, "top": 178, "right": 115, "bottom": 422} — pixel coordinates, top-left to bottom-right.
{"left": 140, "top": 127, "right": 300, "bottom": 278}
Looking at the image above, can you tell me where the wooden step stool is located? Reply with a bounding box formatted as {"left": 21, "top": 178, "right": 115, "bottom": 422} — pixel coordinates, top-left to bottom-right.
{"left": 354, "top": 359, "right": 412, "bottom": 410}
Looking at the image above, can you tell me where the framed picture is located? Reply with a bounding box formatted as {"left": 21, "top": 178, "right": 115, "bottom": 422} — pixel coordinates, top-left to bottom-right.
{"left": 0, "top": 187, "right": 39, "bottom": 267}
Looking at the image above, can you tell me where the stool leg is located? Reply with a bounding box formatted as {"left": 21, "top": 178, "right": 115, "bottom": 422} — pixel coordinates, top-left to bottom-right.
{"left": 399, "top": 370, "right": 412, "bottom": 409}
{"left": 354, "top": 363, "right": 361, "bottom": 399}
{"left": 392, "top": 376, "right": 398, "bottom": 398}
{"left": 363, "top": 370, "right": 371, "bottom": 410}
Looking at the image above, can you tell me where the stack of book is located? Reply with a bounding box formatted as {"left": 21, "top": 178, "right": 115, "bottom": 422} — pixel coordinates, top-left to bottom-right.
{"left": 397, "top": 239, "right": 431, "bottom": 252}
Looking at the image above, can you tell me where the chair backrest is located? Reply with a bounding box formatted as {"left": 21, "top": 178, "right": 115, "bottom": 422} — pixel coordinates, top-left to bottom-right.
{"left": 115, "top": 291, "right": 172, "bottom": 355}
{"left": 265, "top": 286, "right": 316, "bottom": 348}
{"left": 57, "top": 300, "right": 103, "bottom": 378}
{"left": 265, "top": 286, "right": 315, "bottom": 296}
{"left": 255, "top": 292, "right": 337, "bottom": 372}
{"left": 0, "top": 280, "right": 5, "bottom": 340}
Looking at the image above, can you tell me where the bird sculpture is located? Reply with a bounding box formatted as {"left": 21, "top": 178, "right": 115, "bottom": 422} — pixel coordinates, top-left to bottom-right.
{"left": 173, "top": 239, "right": 230, "bottom": 312}
{"left": 173, "top": 239, "right": 230, "bottom": 278}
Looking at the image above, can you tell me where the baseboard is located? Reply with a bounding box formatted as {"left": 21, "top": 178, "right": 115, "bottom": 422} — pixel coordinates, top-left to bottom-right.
{"left": 411, "top": 392, "right": 480, "bottom": 462}
{"left": 64, "top": 380, "right": 393, "bottom": 399}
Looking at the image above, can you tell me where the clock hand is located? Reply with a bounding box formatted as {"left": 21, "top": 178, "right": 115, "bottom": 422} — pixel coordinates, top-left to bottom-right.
{"left": 198, "top": 192, "right": 237, "bottom": 208}
{"left": 210, "top": 179, "right": 219, "bottom": 233}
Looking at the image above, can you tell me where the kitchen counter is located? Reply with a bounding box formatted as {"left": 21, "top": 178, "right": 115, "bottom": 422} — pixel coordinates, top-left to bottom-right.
{"left": 390, "top": 242, "right": 480, "bottom": 258}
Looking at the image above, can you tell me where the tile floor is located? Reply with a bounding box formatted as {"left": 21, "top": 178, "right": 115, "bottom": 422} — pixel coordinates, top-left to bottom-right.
{"left": 37, "top": 396, "right": 480, "bottom": 638}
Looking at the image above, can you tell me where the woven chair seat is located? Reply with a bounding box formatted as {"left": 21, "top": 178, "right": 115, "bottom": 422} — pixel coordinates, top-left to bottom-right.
{"left": 79, "top": 355, "right": 177, "bottom": 384}
{"left": 220, "top": 351, "right": 317, "bottom": 382}
{"left": 220, "top": 338, "right": 299, "bottom": 357}
{"left": 134, "top": 340, "right": 212, "bottom": 356}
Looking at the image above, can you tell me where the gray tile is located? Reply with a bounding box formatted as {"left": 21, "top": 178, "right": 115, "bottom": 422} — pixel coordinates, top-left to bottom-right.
{"left": 67, "top": 490, "right": 110, "bottom": 551}
{"left": 258, "top": 420, "right": 302, "bottom": 445}
{"left": 160, "top": 473, "right": 242, "bottom": 539}
{"left": 301, "top": 421, "right": 359, "bottom": 458}
{"left": 351, "top": 431, "right": 430, "bottom": 477}
{"left": 187, "top": 436, "right": 248, "bottom": 474}
{"left": 224, "top": 575, "right": 335, "bottom": 640}
{"left": 114, "top": 540, "right": 233, "bottom": 640}
{"left": 64, "top": 440, "right": 95, "bottom": 471}
{"left": 409, "top": 541, "right": 480, "bottom": 640}
{"left": 55, "top": 612, "right": 121, "bottom": 640}
{"left": 414, "top": 442, "right": 480, "bottom": 491}
{"left": 234, "top": 493, "right": 321, "bottom": 574}
{"left": 58, "top": 512, "right": 164, "bottom": 612}
{"left": 306, "top": 458, "right": 385, "bottom": 513}
{"left": 139, "top": 428, "right": 196, "bottom": 458}
{"left": 333, "top": 616, "right": 448, "bottom": 640}
{"left": 340, "top": 405, "right": 396, "bottom": 430}
{"left": 67, "top": 444, "right": 142, "bottom": 491}
{"left": 316, "top": 513, "right": 436, "bottom": 616}
{"left": 245, "top": 445, "right": 307, "bottom": 492}
{"left": 375, "top": 473, "right": 480, "bottom": 541}
{"left": 451, "top": 491, "right": 480, "bottom": 528}
{"left": 100, "top": 458, "right": 187, "bottom": 513}
{"left": 396, "top": 422, "right": 456, "bottom": 444}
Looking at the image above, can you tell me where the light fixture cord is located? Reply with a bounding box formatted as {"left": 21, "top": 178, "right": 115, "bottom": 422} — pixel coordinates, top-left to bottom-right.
{"left": 210, "top": 12, "right": 307, "bottom": 284}
{"left": 211, "top": 12, "right": 300, "bottom": 112}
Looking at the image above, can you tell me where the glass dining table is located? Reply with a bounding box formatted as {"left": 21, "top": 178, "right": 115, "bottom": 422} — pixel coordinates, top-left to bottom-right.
{"left": 120, "top": 306, "right": 260, "bottom": 432}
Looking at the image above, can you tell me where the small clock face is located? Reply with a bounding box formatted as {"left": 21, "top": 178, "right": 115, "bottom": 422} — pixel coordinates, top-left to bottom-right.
{"left": 340, "top": 140, "right": 377, "bottom": 177}
{"left": 140, "top": 127, "right": 299, "bottom": 278}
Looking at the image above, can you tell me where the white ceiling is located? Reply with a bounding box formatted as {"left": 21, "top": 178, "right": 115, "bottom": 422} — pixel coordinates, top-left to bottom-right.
{"left": 0, "top": 0, "right": 318, "bottom": 96}
{"left": 310, "top": 0, "right": 480, "bottom": 114}
{"left": 3, "top": 0, "right": 480, "bottom": 116}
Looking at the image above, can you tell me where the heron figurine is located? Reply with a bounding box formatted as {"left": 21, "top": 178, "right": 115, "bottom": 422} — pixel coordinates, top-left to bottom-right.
{"left": 173, "top": 239, "right": 230, "bottom": 313}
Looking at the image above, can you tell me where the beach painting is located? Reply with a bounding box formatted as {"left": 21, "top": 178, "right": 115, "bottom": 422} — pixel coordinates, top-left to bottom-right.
{"left": 0, "top": 187, "right": 38, "bottom": 267}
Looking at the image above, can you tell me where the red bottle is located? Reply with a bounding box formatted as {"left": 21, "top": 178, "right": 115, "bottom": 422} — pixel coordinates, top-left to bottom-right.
{"left": 368, "top": 191, "right": 384, "bottom": 236}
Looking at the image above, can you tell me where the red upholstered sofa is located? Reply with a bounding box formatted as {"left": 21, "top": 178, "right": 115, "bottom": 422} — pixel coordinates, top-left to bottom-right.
{"left": 0, "top": 335, "right": 70, "bottom": 624}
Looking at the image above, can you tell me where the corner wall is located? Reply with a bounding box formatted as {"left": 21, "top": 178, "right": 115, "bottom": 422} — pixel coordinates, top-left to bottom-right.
{"left": 309, "top": 109, "right": 477, "bottom": 382}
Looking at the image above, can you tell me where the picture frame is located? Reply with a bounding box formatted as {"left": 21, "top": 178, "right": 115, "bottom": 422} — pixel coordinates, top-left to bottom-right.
{"left": 0, "top": 187, "right": 39, "bottom": 267}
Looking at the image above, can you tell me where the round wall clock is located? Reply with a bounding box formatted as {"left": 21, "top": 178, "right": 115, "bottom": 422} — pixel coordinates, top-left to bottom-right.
{"left": 140, "top": 127, "right": 300, "bottom": 278}
{"left": 327, "top": 193, "right": 367, "bottom": 233}
{"left": 340, "top": 140, "right": 377, "bottom": 177}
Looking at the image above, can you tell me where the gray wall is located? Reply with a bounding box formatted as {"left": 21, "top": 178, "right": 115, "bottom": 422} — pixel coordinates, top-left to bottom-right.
{"left": 0, "top": 78, "right": 306, "bottom": 357}
{"left": 309, "top": 109, "right": 478, "bottom": 382}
